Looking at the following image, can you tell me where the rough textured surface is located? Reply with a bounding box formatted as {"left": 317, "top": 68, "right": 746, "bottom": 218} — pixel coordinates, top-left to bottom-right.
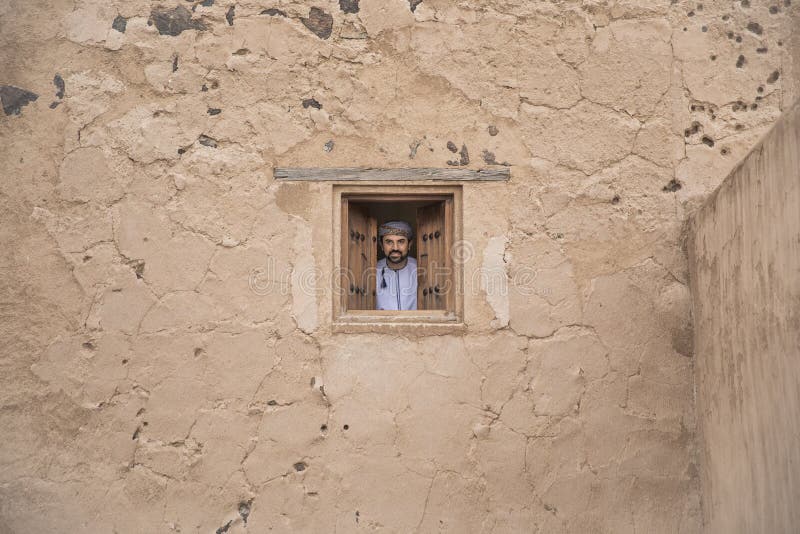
{"left": 689, "top": 101, "right": 800, "bottom": 534}
{"left": 0, "top": 0, "right": 797, "bottom": 532}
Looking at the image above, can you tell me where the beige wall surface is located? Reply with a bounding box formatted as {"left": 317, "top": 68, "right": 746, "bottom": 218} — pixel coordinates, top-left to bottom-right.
{"left": 689, "top": 102, "right": 800, "bottom": 534}
{"left": 0, "top": 0, "right": 796, "bottom": 532}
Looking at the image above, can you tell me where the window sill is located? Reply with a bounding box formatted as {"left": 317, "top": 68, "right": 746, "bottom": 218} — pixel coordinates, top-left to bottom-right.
{"left": 331, "top": 320, "right": 466, "bottom": 335}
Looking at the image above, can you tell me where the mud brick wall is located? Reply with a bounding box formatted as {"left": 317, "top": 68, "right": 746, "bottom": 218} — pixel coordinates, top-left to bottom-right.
{"left": 0, "top": 0, "right": 797, "bottom": 532}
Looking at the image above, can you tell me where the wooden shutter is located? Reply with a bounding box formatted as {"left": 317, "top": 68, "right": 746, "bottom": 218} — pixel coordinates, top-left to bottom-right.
{"left": 344, "top": 203, "right": 376, "bottom": 311}
{"left": 416, "top": 201, "right": 451, "bottom": 311}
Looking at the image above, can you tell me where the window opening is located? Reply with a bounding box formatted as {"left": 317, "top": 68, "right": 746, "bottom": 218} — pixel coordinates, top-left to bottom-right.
{"left": 338, "top": 189, "right": 459, "bottom": 323}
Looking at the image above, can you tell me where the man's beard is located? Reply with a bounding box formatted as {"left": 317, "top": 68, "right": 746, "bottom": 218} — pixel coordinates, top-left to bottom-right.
{"left": 386, "top": 250, "right": 407, "bottom": 265}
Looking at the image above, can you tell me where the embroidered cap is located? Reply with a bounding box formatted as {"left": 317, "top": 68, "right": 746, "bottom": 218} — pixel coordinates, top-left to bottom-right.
{"left": 378, "top": 220, "right": 413, "bottom": 239}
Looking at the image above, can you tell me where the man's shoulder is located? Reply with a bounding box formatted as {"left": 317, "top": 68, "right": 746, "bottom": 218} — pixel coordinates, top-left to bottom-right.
{"left": 377, "top": 257, "right": 387, "bottom": 268}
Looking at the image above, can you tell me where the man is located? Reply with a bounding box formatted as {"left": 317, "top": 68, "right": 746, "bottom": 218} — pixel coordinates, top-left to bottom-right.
{"left": 376, "top": 220, "right": 417, "bottom": 310}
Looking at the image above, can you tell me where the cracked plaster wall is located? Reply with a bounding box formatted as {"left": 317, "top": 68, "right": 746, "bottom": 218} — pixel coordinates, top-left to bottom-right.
{"left": 0, "top": 0, "right": 797, "bottom": 532}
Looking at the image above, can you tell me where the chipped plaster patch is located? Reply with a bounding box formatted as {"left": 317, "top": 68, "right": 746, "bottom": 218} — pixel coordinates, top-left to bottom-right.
{"left": 291, "top": 216, "right": 318, "bottom": 334}
{"left": 482, "top": 236, "right": 509, "bottom": 329}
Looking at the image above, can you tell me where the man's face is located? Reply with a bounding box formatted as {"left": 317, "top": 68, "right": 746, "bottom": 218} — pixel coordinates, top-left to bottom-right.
{"left": 381, "top": 234, "right": 410, "bottom": 265}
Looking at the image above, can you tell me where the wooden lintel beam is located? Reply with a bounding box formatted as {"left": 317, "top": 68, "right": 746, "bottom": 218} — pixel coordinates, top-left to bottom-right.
{"left": 274, "top": 167, "right": 510, "bottom": 182}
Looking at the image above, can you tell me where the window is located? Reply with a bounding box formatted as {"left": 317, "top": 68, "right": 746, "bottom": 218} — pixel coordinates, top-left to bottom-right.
{"left": 333, "top": 185, "right": 463, "bottom": 327}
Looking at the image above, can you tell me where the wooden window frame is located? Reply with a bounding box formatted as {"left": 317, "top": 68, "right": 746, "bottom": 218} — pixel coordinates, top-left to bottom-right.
{"left": 332, "top": 184, "right": 464, "bottom": 331}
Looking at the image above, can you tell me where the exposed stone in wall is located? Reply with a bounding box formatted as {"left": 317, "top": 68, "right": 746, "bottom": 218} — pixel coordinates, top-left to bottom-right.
{"left": 0, "top": 0, "right": 796, "bottom": 531}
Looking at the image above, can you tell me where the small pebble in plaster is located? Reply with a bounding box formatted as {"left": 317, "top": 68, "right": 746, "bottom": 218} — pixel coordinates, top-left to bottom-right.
{"left": 49, "top": 101, "right": 60, "bottom": 109}
{"left": 232, "top": 48, "right": 249, "bottom": 55}
{"left": 339, "top": 0, "right": 360, "bottom": 14}
{"left": 750, "top": 103, "right": 758, "bottom": 110}
{"left": 301, "top": 7, "right": 333, "bottom": 39}
{"left": 177, "top": 147, "right": 186, "bottom": 155}
{"left": 757, "top": 85, "right": 764, "bottom": 93}
{"left": 488, "top": 125, "right": 499, "bottom": 136}
{"left": 132, "top": 427, "right": 141, "bottom": 440}
{"left": 746, "top": 22, "right": 763, "bottom": 35}
{"left": 688, "top": 10, "right": 695, "bottom": 17}
{"left": 82, "top": 341, "right": 95, "bottom": 350}
{"left": 261, "top": 8, "right": 286, "bottom": 16}
{"left": 323, "top": 140, "right": 334, "bottom": 152}
{"left": 409, "top": 0, "right": 423, "bottom": 12}
{"left": 208, "top": 108, "right": 221, "bottom": 115}
{"left": 710, "top": 54, "right": 717, "bottom": 60}
{"left": 663, "top": 179, "right": 683, "bottom": 192}
{"left": 172, "top": 54, "right": 179, "bottom": 72}
{"left": 129, "top": 259, "right": 145, "bottom": 279}
{"left": 785, "top": 0, "right": 791, "bottom": 6}
{"left": 202, "top": 0, "right": 214, "bottom": 6}
{"left": 684, "top": 121, "right": 702, "bottom": 137}
{"left": 121, "top": 358, "right": 128, "bottom": 364}
{"left": 735, "top": 123, "right": 745, "bottom": 130}
{"left": 53, "top": 74, "right": 65, "bottom": 99}
{"left": 611, "top": 195, "right": 621, "bottom": 205}
{"left": 697, "top": 3, "right": 704, "bottom": 10}
{"left": 199, "top": 134, "right": 218, "bottom": 148}
{"left": 741, "top": 0, "right": 750, "bottom": 7}
{"left": 702, "top": 25, "right": 707, "bottom": 32}
{"left": 201, "top": 84, "right": 208, "bottom": 92}
{"left": 343, "top": 424, "right": 349, "bottom": 430}
{"left": 481, "top": 149, "right": 509, "bottom": 166}
{"left": 356, "top": 510, "right": 360, "bottom": 523}
{"left": 736, "top": 35, "right": 743, "bottom": 42}
{"left": 767, "top": 70, "right": 780, "bottom": 83}
{"left": 267, "top": 400, "right": 278, "bottom": 405}
{"left": 226, "top": 5, "right": 235, "bottom": 25}
{"left": 238, "top": 500, "right": 253, "bottom": 524}
{"left": 778, "top": 40, "right": 783, "bottom": 46}
{"left": 446, "top": 141, "right": 458, "bottom": 153}
{"left": 447, "top": 144, "right": 469, "bottom": 166}
{"left": 293, "top": 462, "right": 307, "bottom": 472}
{"left": 320, "top": 424, "right": 328, "bottom": 432}
{"left": 736, "top": 55, "right": 746, "bottom": 68}
{"left": 194, "top": 348, "right": 204, "bottom": 357}
{"left": 722, "top": 14, "right": 730, "bottom": 21}
{"left": 0, "top": 85, "right": 38, "bottom": 116}
{"left": 215, "top": 520, "right": 232, "bottom": 534}
{"left": 727, "top": 31, "right": 734, "bottom": 39}
{"left": 756, "top": 47, "right": 768, "bottom": 53}
{"left": 143, "top": 421, "right": 149, "bottom": 426}
{"left": 701, "top": 135, "right": 715, "bottom": 147}
{"left": 770, "top": 5, "right": 780, "bottom": 13}
{"left": 409, "top": 138, "right": 424, "bottom": 159}
{"left": 302, "top": 98, "right": 322, "bottom": 109}
{"left": 112, "top": 15, "right": 127, "bottom": 33}
{"left": 150, "top": 6, "right": 207, "bottom": 36}
{"left": 721, "top": 147, "right": 730, "bottom": 155}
